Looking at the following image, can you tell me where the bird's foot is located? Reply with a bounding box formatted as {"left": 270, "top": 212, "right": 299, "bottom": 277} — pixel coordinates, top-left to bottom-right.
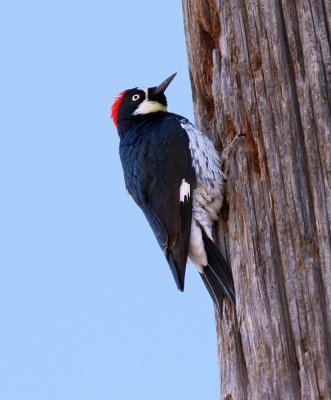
{"left": 221, "top": 133, "right": 245, "bottom": 175}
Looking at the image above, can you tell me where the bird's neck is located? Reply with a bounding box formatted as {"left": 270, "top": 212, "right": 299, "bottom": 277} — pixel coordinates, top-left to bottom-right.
{"left": 117, "top": 112, "right": 168, "bottom": 136}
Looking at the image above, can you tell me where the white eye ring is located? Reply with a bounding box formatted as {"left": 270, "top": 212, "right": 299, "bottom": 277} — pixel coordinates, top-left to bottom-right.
{"left": 132, "top": 94, "right": 140, "bottom": 101}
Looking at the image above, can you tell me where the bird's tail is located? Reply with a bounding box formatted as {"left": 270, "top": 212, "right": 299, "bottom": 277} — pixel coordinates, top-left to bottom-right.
{"left": 200, "top": 230, "right": 235, "bottom": 318}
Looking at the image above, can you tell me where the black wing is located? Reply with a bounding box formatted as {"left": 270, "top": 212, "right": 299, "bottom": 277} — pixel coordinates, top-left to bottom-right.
{"left": 120, "top": 116, "right": 196, "bottom": 291}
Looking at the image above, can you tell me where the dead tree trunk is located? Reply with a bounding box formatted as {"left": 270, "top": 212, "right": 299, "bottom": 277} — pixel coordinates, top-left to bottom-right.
{"left": 182, "top": 0, "right": 331, "bottom": 399}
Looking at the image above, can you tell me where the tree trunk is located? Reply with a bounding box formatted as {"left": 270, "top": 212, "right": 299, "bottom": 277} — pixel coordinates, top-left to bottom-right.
{"left": 182, "top": 0, "right": 331, "bottom": 399}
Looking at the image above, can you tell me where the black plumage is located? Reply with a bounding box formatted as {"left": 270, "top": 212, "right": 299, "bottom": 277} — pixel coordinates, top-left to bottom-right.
{"left": 111, "top": 74, "right": 236, "bottom": 317}
{"left": 119, "top": 113, "right": 195, "bottom": 290}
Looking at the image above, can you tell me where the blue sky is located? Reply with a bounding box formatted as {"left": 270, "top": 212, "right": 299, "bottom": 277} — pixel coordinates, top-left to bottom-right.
{"left": 0, "top": 1, "right": 220, "bottom": 399}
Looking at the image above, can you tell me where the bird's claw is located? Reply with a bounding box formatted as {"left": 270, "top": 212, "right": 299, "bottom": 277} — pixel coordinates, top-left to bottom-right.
{"left": 220, "top": 133, "right": 245, "bottom": 173}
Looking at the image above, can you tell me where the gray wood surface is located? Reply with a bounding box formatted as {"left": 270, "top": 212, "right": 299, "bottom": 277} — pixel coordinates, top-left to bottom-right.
{"left": 182, "top": 0, "right": 331, "bottom": 398}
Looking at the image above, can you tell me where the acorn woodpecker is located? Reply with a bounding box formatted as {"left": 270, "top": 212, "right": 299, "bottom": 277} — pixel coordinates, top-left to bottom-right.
{"left": 111, "top": 73, "right": 238, "bottom": 317}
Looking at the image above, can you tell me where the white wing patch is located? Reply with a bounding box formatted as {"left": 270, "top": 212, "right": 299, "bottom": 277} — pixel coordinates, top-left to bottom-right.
{"left": 179, "top": 179, "right": 190, "bottom": 202}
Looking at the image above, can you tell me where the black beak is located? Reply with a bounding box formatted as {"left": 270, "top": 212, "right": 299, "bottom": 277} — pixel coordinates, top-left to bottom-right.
{"left": 153, "top": 73, "right": 177, "bottom": 95}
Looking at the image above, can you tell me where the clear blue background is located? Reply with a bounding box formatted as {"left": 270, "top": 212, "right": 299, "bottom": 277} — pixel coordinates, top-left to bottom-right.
{"left": 0, "top": 1, "right": 219, "bottom": 399}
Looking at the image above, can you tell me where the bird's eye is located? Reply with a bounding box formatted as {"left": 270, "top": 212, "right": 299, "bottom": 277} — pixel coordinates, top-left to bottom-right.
{"left": 132, "top": 94, "right": 140, "bottom": 101}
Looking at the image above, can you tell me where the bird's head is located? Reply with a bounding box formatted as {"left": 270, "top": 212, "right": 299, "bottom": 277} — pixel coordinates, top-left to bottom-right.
{"left": 111, "top": 73, "right": 176, "bottom": 129}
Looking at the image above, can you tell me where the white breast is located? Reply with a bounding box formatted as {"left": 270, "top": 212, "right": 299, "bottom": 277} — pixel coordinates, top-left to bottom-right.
{"left": 180, "top": 121, "right": 226, "bottom": 270}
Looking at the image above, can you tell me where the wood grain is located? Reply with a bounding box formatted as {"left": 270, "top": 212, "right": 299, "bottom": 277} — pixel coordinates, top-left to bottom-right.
{"left": 182, "top": 0, "right": 331, "bottom": 398}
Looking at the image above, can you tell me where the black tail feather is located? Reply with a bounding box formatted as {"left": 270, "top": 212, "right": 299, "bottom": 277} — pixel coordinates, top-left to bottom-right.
{"left": 200, "top": 272, "right": 224, "bottom": 319}
{"left": 200, "top": 230, "right": 235, "bottom": 317}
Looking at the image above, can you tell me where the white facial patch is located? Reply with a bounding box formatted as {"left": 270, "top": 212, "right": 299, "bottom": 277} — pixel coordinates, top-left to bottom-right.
{"left": 132, "top": 88, "right": 167, "bottom": 115}
{"left": 179, "top": 179, "right": 190, "bottom": 202}
{"left": 133, "top": 100, "right": 167, "bottom": 115}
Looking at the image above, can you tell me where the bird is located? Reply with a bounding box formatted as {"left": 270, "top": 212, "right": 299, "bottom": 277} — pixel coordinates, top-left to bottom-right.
{"left": 111, "top": 73, "right": 239, "bottom": 318}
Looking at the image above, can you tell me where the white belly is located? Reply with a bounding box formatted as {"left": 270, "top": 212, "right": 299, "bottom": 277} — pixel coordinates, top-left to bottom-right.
{"left": 180, "top": 121, "right": 226, "bottom": 271}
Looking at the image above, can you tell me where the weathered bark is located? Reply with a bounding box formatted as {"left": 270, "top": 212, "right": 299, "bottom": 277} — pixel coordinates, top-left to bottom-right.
{"left": 182, "top": 0, "right": 331, "bottom": 399}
